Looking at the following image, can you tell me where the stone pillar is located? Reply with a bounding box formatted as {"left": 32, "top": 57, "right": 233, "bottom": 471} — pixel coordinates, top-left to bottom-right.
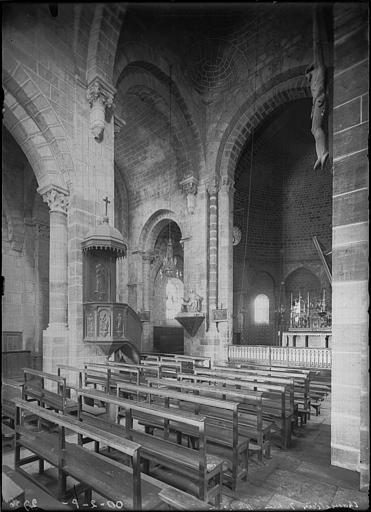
{"left": 141, "top": 251, "right": 154, "bottom": 351}
{"left": 332, "top": 4, "right": 369, "bottom": 491}
{"left": 207, "top": 180, "right": 219, "bottom": 312}
{"left": 217, "top": 176, "right": 235, "bottom": 362}
{"left": 38, "top": 185, "right": 69, "bottom": 375}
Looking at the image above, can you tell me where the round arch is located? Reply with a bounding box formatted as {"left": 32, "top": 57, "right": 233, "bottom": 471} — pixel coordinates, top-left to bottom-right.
{"left": 216, "top": 68, "right": 311, "bottom": 183}
{"left": 2, "top": 66, "right": 73, "bottom": 191}
{"left": 138, "top": 209, "right": 187, "bottom": 254}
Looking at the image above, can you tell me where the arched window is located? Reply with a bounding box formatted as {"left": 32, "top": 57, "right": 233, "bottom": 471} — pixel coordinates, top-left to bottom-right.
{"left": 254, "top": 294, "right": 269, "bottom": 324}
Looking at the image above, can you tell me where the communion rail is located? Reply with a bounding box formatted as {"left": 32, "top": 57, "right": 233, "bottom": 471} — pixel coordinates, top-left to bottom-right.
{"left": 228, "top": 345, "right": 332, "bottom": 369}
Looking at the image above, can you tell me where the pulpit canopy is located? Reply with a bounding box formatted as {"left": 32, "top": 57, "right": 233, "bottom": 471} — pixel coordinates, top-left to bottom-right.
{"left": 81, "top": 216, "right": 127, "bottom": 258}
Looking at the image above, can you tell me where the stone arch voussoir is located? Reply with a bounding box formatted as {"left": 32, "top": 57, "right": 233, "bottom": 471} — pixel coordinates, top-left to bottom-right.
{"left": 216, "top": 68, "right": 311, "bottom": 183}
{"left": 138, "top": 209, "right": 186, "bottom": 254}
{"left": 2, "top": 63, "right": 74, "bottom": 190}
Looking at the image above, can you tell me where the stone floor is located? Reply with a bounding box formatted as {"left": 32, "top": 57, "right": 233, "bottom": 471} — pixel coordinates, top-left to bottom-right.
{"left": 220, "top": 395, "right": 369, "bottom": 510}
{"left": 2, "top": 395, "right": 369, "bottom": 510}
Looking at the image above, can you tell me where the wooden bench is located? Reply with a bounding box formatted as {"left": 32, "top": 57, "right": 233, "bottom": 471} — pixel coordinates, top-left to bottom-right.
{"left": 13, "top": 397, "right": 192, "bottom": 510}
{"left": 182, "top": 372, "right": 293, "bottom": 449}
{"left": 76, "top": 388, "right": 224, "bottom": 505}
{"left": 2, "top": 378, "right": 24, "bottom": 427}
{"left": 2, "top": 423, "right": 15, "bottom": 448}
{"left": 214, "top": 366, "right": 311, "bottom": 424}
{"left": 147, "top": 376, "right": 271, "bottom": 460}
{"left": 141, "top": 353, "right": 211, "bottom": 371}
{"left": 195, "top": 369, "right": 298, "bottom": 422}
{"left": 3, "top": 464, "right": 70, "bottom": 510}
{"left": 22, "top": 369, "right": 78, "bottom": 418}
{"left": 140, "top": 359, "right": 183, "bottom": 378}
{"left": 114, "top": 380, "right": 248, "bottom": 490}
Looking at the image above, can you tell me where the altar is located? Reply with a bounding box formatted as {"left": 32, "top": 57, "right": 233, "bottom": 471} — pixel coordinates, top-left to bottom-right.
{"left": 282, "top": 289, "right": 332, "bottom": 349}
{"left": 283, "top": 330, "right": 331, "bottom": 348}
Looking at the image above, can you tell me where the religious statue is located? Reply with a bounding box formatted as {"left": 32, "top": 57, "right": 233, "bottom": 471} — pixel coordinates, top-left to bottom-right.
{"left": 95, "top": 262, "right": 106, "bottom": 299}
{"left": 116, "top": 311, "right": 123, "bottom": 337}
{"left": 305, "top": 7, "right": 329, "bottom": 171}
{"left": 99, "top": 310, "right": 110, "bottom": 337}
{"left": 182, "top": 289, "right": 203, "bottom": 313}
{"left": 86, "top": 312, "right": 95, "bottom": 337}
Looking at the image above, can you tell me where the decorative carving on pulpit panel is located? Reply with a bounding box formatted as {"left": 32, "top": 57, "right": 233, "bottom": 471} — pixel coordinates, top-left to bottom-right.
{"left": 98, "top": 309, "right": 111, "bottom": 337}
{"left": 86, "top": 311, "right": 95, "bottom": 338}
{"left": 95, "top": 262, "right": 107, "bottom": 301}
{"left": 115, "top": 311, "right": 124, "bottom": 337}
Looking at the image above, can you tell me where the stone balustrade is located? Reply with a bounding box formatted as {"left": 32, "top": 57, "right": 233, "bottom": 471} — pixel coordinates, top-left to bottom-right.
{"left": 228, "top": 344, "right": 332, "bottom": 369}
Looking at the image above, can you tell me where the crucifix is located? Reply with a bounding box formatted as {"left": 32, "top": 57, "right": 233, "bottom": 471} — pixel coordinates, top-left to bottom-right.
{"left": 103, "top": 196, "right": 111, "bottom": 217}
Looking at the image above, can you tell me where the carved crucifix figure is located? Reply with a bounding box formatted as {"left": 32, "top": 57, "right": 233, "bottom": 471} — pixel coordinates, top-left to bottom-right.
{"left": 305, "top": 7, "right": 329, "bottom": 171}
{"left": 103, "top": 196, "right": 111, "bottom": 217}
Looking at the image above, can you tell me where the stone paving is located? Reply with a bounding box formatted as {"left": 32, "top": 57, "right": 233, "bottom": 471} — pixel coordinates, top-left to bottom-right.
{"left": 2, "top": 395, "right": 369, "bottom": 510}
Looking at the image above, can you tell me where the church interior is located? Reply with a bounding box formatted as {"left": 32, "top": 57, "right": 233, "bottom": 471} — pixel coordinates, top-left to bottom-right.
{"left": 1, "top": 2, "right": 369, "bottom": 510}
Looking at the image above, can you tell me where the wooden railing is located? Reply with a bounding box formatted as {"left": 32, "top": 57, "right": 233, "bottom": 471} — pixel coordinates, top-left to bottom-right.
{"left": 227, "top": 345, "right": 332, "bottom": 369}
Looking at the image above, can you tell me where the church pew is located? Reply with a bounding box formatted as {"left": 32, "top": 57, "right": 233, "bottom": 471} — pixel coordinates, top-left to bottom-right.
{"left": 99, "top": 360, "right": 161, "bottom": 382}
{"left": 233, "top": 362, "right": 328, "bottom": 416}
{"left": 179, "top": 372, "right": 293, "bottom": 449}
{"left": 84, "top": 362, "right": 141, "bottom": 386}
{"left": 114, "top": 381, "right": 248, "bottom": 490}
{"left": 194, "top": 368, "right": 301, "bottom": 423}
{"left": 140, "top": 359, "right": 183, "bottom": 378}
{"left": 141, "top": 353, "right": 211, "bottom": 370}
{"left": 22, "top": 369, "right": 78, "bottom": 419}
{"left": 2, "top": 378, "right": 25, "bottom": 428}
{"left": 76, "top": 388, "right": 224, "bottom": 505}
{"left": 13, "top": 398, "right": 143, "bottom": 508}
{"left": 11, "top": 399, "right": 215, "bottom": 511}
{"left": 146, "top": 376, "right": 272, "bottom": 460}
{"left": 213, "top": 365, "right": 311, "bottom": 423}
{"left": 3, "top": 464, "right": 70, "bottom": 510}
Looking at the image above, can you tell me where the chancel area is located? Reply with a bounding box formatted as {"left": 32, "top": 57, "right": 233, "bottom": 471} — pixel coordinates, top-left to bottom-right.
{"left": 1, "top": 2, "right": 369, "bottom": 510}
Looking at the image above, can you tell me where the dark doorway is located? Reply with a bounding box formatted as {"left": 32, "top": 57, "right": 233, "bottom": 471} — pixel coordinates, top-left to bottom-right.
{"left": 153, "top": 327, "right": 184, "bottom": 354}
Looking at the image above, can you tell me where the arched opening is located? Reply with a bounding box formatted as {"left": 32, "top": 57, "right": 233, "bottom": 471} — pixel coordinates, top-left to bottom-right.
{"left": 233, "top": 98, "right": 332, "bottom": 346}
{"left": 2, "top": 127, "right": 49, "bottom": 372}
{"left": 151, "top": 220, "right": 184, "bottom": 354}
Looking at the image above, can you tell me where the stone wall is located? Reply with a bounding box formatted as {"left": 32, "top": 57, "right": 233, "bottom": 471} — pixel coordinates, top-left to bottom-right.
{"left": 2, "top": 129, "right": 49, "bottom": 354}
{"left": 331, "top": 3, "right": 369, "bottom": 489}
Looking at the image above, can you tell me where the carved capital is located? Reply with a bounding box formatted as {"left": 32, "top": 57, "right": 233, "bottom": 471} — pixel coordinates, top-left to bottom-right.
{"left": 86, "top": 78, "right": 115, "bottom": 108}
{"left": 38, "top": 185, "right": 69, "bottom": 214}
{"left": 180, "top": 176, "right": 199, "bottom": 214}
{"left": 206, "top": 179, "right": 220, "bottom": 196}
{"left": 86, "top": 77, "right": 116, "bottom": 142}
{"left": 180, "top": 175, "right": 198, "bottom": 196}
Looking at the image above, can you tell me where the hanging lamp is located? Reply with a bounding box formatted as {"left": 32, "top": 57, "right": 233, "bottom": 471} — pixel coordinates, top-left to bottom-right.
{"left": 160, "top": 65, "right": 179, "bottom": 279}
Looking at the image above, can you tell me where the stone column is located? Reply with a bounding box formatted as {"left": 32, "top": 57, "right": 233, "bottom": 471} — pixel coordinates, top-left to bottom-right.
{"left": 207, "top": 180, "right": 219, "bottom": 313}
{"left": 38, "top": 185, "right": 69, "bottom": 375}
{"left": 40, "top": 186, "right": 69, "bottom": 327}
{"left": 217, "top": 176, "right": 235, "bottom": 362}
{"left": 141, "top": 251, "right": 154, "bottom": 351}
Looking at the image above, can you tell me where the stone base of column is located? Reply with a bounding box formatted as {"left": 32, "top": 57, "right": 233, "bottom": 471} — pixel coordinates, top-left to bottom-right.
{"left": 360, "top": 464, "right": 369, "bottom": 492}
{"left": 42, "top": 323, "right": 69, "bottom": 378}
